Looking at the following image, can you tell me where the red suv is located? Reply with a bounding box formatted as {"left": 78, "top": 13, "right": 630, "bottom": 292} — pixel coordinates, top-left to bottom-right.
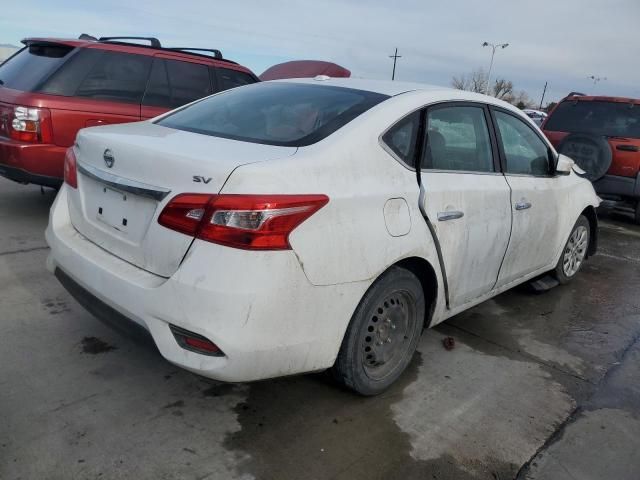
{"left": 0, "top": 36, "right": 258, "bottom": 188}
{"left": 542, "top": 94, "right": 640, "bottom": 223}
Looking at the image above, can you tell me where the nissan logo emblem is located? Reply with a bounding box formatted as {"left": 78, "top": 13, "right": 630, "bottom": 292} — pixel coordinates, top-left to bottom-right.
{"left": 103, "top": 149, "right": 115, "bottom": 168}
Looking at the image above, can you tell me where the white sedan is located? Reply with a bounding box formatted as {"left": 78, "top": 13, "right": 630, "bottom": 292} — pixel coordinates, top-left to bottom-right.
{"left": 46, "top": 78, "right": 599, "bottom": 395}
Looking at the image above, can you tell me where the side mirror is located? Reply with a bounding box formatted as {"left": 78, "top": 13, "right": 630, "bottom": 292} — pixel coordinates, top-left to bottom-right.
{"left": 555, "top": 153, "right": 574, "bottom": 176}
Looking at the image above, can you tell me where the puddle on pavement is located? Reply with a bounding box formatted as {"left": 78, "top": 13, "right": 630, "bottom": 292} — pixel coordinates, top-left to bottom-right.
{"left": 81, "top": 336, "right": 116, "bottom": 354}
{"left": 222, "top": 350, "right": 515, "bottom": 480}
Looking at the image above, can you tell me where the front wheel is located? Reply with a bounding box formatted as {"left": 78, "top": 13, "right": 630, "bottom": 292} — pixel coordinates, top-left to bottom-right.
{"left": 554, "top": 215, "right": 590, "bottom": 284}
{"left": 331, "top": 266, "right": 425, "bottom": 396}
{"left": 634, "top": 201, "right": 640, "bottom": 225}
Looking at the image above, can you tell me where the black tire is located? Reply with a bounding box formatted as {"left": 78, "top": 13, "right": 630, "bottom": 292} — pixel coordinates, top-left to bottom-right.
{"left": 332, "top": 266, "right": 425, "bottom": 396}
{"left": 554, "top": 215, "right": 590, "bottom": 284}
{"left": 557, "top": 134, "right": 612, "bottom": 181}
{"left": 635, "top": 201, "right": 640, "bottom": 225}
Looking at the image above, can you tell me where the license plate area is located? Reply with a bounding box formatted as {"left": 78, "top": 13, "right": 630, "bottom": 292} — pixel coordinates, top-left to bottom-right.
{"left": 96, "top": 186, "right": 130, "bottom": 232}
{"left": 81, "top": 175, "right": 158, "bottom": 245}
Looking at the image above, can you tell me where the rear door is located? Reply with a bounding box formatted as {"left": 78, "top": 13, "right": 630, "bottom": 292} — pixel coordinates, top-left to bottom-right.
{"left": 491, "top": 108, "right": 563, "bottom": 286}
{"left": 141, "top": 56, "right": 214, "bottom": 119}
{"left": 417, "top": 103, "right": 512, "bottom": 308}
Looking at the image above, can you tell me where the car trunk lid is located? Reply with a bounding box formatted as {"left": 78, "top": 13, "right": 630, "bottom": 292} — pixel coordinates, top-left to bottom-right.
{"left": 68, "top": 121, "right": 297, "bottom": 277}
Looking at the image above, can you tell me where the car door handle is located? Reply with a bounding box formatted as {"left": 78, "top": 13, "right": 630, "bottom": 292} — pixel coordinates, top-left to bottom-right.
{"left": 515, "top": 201, "right": 532, "bottom": 211}
{"left": 437, "top": 211, "right": 464, "bottom": 221}
{"left": 616, "top": 145, "right": 639, "bottom": 152}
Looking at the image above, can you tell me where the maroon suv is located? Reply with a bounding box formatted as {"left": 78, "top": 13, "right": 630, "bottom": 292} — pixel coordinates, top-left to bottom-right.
{"left": 0, "top": 36, "right": 259, "bottom": 188}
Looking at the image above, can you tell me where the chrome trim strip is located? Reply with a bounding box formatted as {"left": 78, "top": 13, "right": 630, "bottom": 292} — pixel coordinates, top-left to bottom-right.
{"left": 77, "top": 162, "right": 171, "bottom": 201}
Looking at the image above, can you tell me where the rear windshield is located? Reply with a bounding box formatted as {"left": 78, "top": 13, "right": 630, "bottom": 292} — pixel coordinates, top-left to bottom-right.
{"left": 545, "top": 100, "right": 640, "bottom": 139}
{"left": 156, "top": 82, "right": 389, "bottom": 146}
{"left": 0, "top": 44, "right": 75, "bottom": 91}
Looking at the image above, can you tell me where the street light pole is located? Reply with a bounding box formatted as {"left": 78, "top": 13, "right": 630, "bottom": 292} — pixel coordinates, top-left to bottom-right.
{"left": 482, "top": 42, "right": 509, "bottom": 95}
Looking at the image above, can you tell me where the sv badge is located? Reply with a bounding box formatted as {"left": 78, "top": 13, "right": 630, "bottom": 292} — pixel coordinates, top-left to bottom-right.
{"left": 193, "top": 176, "right": 212, "bottom": 184}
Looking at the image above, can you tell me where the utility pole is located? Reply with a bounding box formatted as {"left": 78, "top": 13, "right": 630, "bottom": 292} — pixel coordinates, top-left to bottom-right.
{"left": 539, "top": 81, "right": 548, "bottom": 110}
{"left": 482, "top": 42, "right": 509, "bottom": 95}
{"left": 389, "top": 48, "right": 401, "bottom": 81}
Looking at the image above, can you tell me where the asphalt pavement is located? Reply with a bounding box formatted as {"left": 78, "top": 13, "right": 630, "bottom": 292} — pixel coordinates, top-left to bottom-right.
{"left": 1, "top": 177, "right": 639, "bottom": 480}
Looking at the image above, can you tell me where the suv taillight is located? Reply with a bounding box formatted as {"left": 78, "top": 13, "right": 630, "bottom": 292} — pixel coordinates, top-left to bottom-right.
{"left": 158, "top": 194, "right": 329, "bottom": 250}
{"left": 9, "top": 106, "right": 53, "bottom": 143}
{"left": 63, "top": 148, "right": 77, "bottom": 188}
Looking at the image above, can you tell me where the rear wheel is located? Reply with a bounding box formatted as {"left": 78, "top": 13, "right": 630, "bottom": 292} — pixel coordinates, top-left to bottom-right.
{"left": 554, "top": 215, "right": 590, "bottom": 284}
{"left": 635, "top": 201, "right": 640, "bottom": 225}
{"left": 332, "top": 266, "right": 425, "bottom": 396}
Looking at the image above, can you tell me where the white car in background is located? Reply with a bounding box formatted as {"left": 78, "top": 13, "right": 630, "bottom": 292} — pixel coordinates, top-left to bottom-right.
{"left": 523, "top": 108, "right": 548, "bottom": 126}
{"left": 46, "top": 78, "right": 599, "bottom": 395}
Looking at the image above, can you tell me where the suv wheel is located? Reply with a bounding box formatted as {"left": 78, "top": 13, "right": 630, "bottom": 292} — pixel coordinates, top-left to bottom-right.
{"left": 332, "top": 266, "right": 425, "bottom": 396}
{"left": 635, "top": 201, "right": 640, "bottom": 225}
{"left": 554, "top": 215, "right": 590, "bottom": 284}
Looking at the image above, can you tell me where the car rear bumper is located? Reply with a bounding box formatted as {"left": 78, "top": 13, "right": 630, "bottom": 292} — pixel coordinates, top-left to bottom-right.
{"left": 0, "top": 136, "right": 66, "bottom": 186}
{"left": 593, "top": 173, "right": 640, "bottom": 200}
{"left": 45, "top": 186, "right": 366, "bottom": 382}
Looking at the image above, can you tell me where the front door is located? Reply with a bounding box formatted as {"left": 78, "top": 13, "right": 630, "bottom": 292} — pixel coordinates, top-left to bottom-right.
{"left": 491, "top": 108, "right": 563, "bottom": 286}
{"left": 419, "top": 103, "right": 512, "bottom": 308}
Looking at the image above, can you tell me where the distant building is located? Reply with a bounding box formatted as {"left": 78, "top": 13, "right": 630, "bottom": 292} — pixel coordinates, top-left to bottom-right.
{"left": 0, "top": 44, "right": 20, "bottom": 63}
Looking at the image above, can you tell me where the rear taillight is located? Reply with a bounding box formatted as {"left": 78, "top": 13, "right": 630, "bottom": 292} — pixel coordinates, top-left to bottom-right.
{"left": 63, "top": 148, "right": 77, "bottom": 189}
{"left": 158, "top": 194, "right": 329, "bottom": 250}
{"left": 9, "top": 106, "right": 53, "bottom": 143}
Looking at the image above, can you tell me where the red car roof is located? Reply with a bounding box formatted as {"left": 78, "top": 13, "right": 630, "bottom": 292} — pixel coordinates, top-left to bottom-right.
{"left": 260, "top": 60, "right": 351, "bottom": 81}
{"left": 564, "top": 94, "right": 640, "bottom": 105}
{"left": 21, "top": 37, "right": 254, "bottom": 73}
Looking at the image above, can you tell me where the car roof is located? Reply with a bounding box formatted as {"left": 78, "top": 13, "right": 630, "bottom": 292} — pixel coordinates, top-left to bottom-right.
{"left": 274, "top": 77, "right": 522, "bottom": 112}
{"left": 21, "top": 37, "right": 253, "bottom": 72}
{"left": 276, "top": 77, "right": 449, "bottom": 96}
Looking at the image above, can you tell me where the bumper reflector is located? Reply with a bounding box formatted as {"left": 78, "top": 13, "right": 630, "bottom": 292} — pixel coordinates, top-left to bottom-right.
{"left": 169, "top": 324, "right": 224, "bottom": 357}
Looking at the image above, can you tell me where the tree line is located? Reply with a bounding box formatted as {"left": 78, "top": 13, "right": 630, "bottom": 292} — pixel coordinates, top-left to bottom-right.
{"left": 451, "top": 68, "right": 555, "bottom": 111}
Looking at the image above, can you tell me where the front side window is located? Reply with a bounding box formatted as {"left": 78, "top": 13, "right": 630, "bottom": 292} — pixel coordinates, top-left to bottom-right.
{"left": 424, "top": 105, "right": 494, "bottom": 172}
{"left": 157, "top": 82, "right": 388, "bottom": 147}
{"left": 494, "top": 110, "right": 550, "bottom": 176}
{"left": 143, "top": 59, "right": 212, "bottom": 109}
{"left": 381, "top": 111, "right": 421, "bottom": 167}
{"left": 74, "top": 51, "right": 152, "bottom": 103}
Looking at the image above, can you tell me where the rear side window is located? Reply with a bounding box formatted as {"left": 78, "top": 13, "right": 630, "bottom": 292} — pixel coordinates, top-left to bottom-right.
{"left": 382, "top": 111, "right": 421, "bottom": 167}
{"left": 0, "top": 44, "right": 74, "bottom": 91}
{"left": 545, "top": 100, "right": 640, "bottom": 139}
{"left": 143, "top": 59, "right": 212, "bottom": 109}
{"left": 156, "top": 82, "right": 388, "bottom": 147}
{"left": 74, "top": 51, "right": 152, "bottom": 103}
{"left": 217, "top": 67, "right": 257, "bottom": 91}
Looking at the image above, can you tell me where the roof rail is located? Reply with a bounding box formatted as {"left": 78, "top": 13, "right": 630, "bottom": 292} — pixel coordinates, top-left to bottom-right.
{"left": 567, "top": 91, "right": 586, "bottom": 97}
{"left": 98, "top": 36, "right": 161, "bottom": 48}
{"left": 78, "top": 33, "right": 97, "bottom": 41}
{"left": 167, "top": 48, "right": 223, "bottom": 59}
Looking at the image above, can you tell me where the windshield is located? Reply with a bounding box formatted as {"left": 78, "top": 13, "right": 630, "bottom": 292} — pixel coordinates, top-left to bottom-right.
{"left": 156, "top": 82, "right": 389, "bottom": 147}
{"left": 0, "top": 44, "right": 75, "bottom": 91}
{"left": 545, "top": 100, "right": 640, "bottom": 139}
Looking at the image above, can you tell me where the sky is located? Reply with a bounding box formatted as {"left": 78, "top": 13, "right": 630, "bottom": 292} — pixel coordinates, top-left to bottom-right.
{"left": 1, "top": 0, "right": 639, "bottom": 104}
